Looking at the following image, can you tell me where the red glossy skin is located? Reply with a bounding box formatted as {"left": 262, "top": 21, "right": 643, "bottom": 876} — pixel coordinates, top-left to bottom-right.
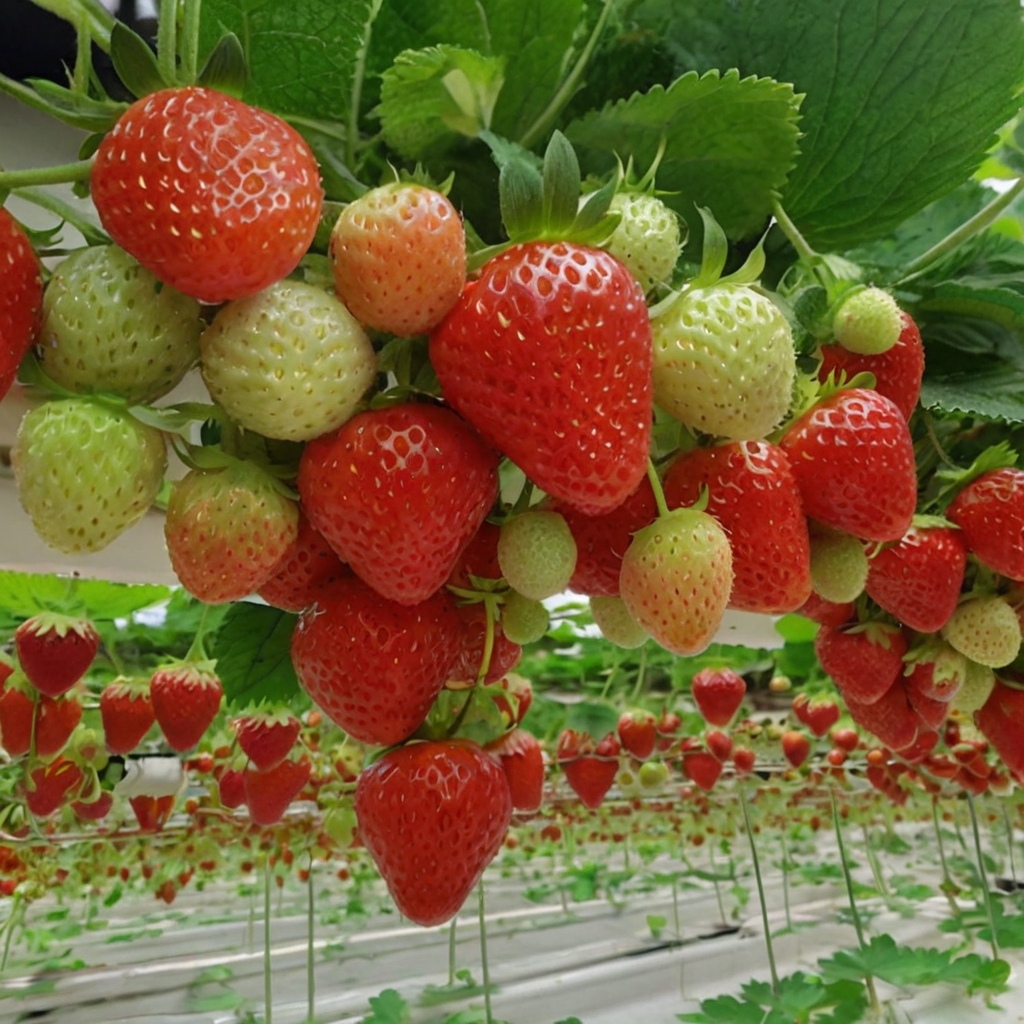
{"left": 150, "top": 664, "right": 223, "bottom": 752}
{"left": 258, "top": 512, "right": 347, "bottom": 613}
{"left": 814, "top": 624, "right": 907, "bottom": 705}
{"left": 691, "top": 668, "right": 746, "bottom": 727}
{"left": 558, "top": 729, "right": 621, "bottom": 808}
{"left": 947, "top": 467, "right": 1024, "bottom": 581}
{"left": 100, "top": 681, "right": 155, "bottom": 755}
{"left": 0, "top": 208, "right": 43, "bottom": 401}
{"left": 15, "top": 617, "right": 99, "bottom": 698}
{"left": 244, "top": 756, "right": 312, "bottom": 826}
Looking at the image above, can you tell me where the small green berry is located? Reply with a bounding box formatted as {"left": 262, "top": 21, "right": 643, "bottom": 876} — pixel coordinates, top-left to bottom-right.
{"left": 809, "top": 527, "right": 867, "bottom": 604}
{"left": 498, "top": 510, "right": 576, "bottom": 601}
{"left": 501, "top": 590, "right": 550, "bottom": 645}
{"left": 832, "top": 287, "right": 902, "bottom": 355}
{"left": 589, "top": 595, "right": 649, "bottom": 649}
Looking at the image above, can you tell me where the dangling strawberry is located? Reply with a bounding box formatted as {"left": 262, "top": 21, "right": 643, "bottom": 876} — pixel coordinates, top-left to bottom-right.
{"left": 130, "top": 794, "right": 176, "bottom": 832}
{"left": 99, "top": 677, "right": 155, "bottom": 755}
{"left": 946, "top": 467, "right": 1024, "bottom": 581}
{"left": 150, "top": 662, "right": 223, "bottom": 752}
{"left": 791, "top": 693, "right": 840, "bottom": 738}
{"left": 355, "top": 740, "right": 512, "bottom": 926}
{"left": 557, "top": 729, "right": 621, "bottom": 808}
{"left": 24, "top": 757, "right": 83, "bottom": 817}
{"left": 780, "top": 730, "right": 812, "bottom": 768}
{"left": 257, "top": 511, "right": 347, "bottom": 613}
{"left": 682, "top": 749, "right": 723, "bottom": 792}
{"left": 691, "top": 668, "right": 746, "bottom": 727}
{"left": 15, "top": 614, "right": 100, "bottom": 698}
{"left": 617, "top": 710, "right": 658, "bottom": 760}
{"left": 488, "top": 728, "right": 545, "bottom": 812}
{"left": 244, "top": 755, "right": 312, "bottom": 826}
{"left": 232, "top": 709, "right": 302, "bottom": 772}
{"left": 0, "top": 207, "right": 43, "bottom": 403}
{"left": 814, "top": 622, "right": 908, "bottom": 705}
{"left": 975, "top": 675, "right": 1024, "bottom": 776}
{"left": 843, "top": 679, "right": 919, "bottom": 752}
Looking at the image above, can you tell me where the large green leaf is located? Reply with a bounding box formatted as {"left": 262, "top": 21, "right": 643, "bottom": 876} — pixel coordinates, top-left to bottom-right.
{"left": 565, "top": 69, "right": 801, "bottom": 239}
{"left": 920, "top": 363, "right": 1024, "bottom": 424}
{"left": 211, "top": 603, "right": 302, "bottom": 709}
{"left": 630, "top": 0, "right": 1024, "bottom": 251}
{"left": 0, "top": 571, "right": 169, "bottom": 622}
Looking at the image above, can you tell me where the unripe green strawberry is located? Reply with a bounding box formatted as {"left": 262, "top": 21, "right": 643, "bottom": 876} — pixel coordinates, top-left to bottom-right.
{"left": 165, "top": 460, "right": 299, "bottom": 603}
{"left": 498, "top": 511, "right": 577, "bottom": 601}
{"left": 832, "top": 287, "right": 902, "bottom": 356}
{"left": 589, "top": 595, "right": 648, "bottom": 649}
{"left": 13, "top": 398, "right": 166, "bottom": 553}
{"left": 200, "top": 281, "right": 377, "bottom": 442}
{"left": 941, "top": 595, "right": 1021, "bottom": 669}
{"left": 500, "top": 591, "right": 550, "bottom": 645}
{"left": 605, "top": 192, "right": 681, "bottom": 292}
{"left": 619, "top": 508, "right": 733, "bottom": 656}
{"left": 950, "top": 659, "right": 996, "bottom": 714}
{"left": 38, "top": 245, "right": 203, "bottom": 403}
{"left": 652, "top": 284, "right": 795, "bottom": 440}
{"left": 809, "top": 526, "right": 867, "bottom": 603}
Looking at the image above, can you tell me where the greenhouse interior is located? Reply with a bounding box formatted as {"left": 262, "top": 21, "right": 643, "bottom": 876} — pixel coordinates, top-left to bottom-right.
{"left": 2, "top": 0, "right": 1024, "bottom": 1022}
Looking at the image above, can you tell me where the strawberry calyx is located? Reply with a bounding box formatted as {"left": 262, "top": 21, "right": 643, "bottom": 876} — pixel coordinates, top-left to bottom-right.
{"left": 929, "top": 441, "right": 1019, "bottom": 514}
{"left": 15, "top": 611, "right": 95, "bottom": 644}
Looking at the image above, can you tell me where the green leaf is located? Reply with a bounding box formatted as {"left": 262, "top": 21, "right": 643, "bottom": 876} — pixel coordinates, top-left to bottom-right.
{"left": 0, "top": 73, "right": 125, "bottom": 133}
{"left": 566, "top": 69, "right": 801, "bottom": 240}
{"left": 920, "top": 363, "right": 1024, "bottom": 424}
{"left": 211, "top": 603, "right": 301, "bottom": 709}
{"left": 197, "top": 32, "right": 248, "bottom": 96}
{"left": 110, "top": 21, "right": 168, "bottom": 98}
{"left": 562, "top": 700, "right": 619, "bottom": 739}
{"left": 364, "top": 987, "right": 411, "bottom": 1024}
{"left": 0, "top": 571, "right": 170, "bottom": 621}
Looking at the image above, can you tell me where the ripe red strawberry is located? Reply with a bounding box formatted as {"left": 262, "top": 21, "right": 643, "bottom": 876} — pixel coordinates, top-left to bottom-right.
{"left": 244, "top": 755, "right": 312, "bottom": 826}
{"left": 683, "top": 749, "right": 722, "bottom": 791}
{"left": 488, "top": 728, "right": 544, "bottom": 812}
{"left": 619, "top": 508, "right": 733, "bottom": 656}
{"left": 91, "top": 86, "right": 322, "bottom": 303}
{"left": 355, "top": 740, "right": 512, "bottom": 926}
{"left": 15, "top": 614, "right": 99, "bottom": 697}
{"left": 34, "top": 693, "right": 83, "bottom": 759}
{"left": 975, "top": 676, "right": 1024, "bottom": 776}
{"left": 0, "top": 677, "right": 33, "bottom": 756}
{"left": 796, "top": 592, "right": 855, "bottom": 628}
{"left": 446, "top": 520, "right": 503, "bottom": 589}
{"left": 73, "top": 790, "right": 114, "bottom": 822}
{"left": 431, "top": 241, "right": 652, "bottom": 515}
{"left": 705, "top": 729, "right": 733, "bottom": 763}
{"left": 814, "top": 623, "right": 907, "bottom": 704}
{"left": 447, "top": 604, "right": 522, "bottom": 686}
{"left": 0, "top": 682, "right": 83, "bottom": 760}
{"left": 946, "top": 468, "right": 1024, "bottom": 581}
{"left": 233, "top": 710, "right": 301, "bottom": 771}
{"left": 779, "top": 388, "right": 917, "bottom": 543}
{"left": 781, "top": 730, "right": 812, "bottom": 768}
{"left": 330, "top": 183, "right": 466, "bottom": 337}
{"left": 99, "top": 677, "right": 155, "bottom": 755}
{"left": 617, "top": 710, "right": 658, "bottom": 761}
{"left": 24, "top": 757, "right": 83, "bottom": 817}
{"left": 817, "top": 311, "right": 924, "bottom": 422}
{"left": 865, "top": 525, "right": 967, "bottom": 632}
{"left": 663, "top": 441, "right": 811, "bottom": 614}
{"left": 903, "top": 641, "right": 966, "bottom": 702}
{"left": 291, "top": 575, "right": 462, "bottom": 746}
{"left": 732, "top": 746, "right": 756, "bottom": 774}
{"left": 300, "top": 404, "right": 499, "bottom": 606}
{"left": 904, "top": 673, "right": 950, "bottom": 730}
{"left": 843, "top": 680, "right": 919, "bottom": 752}
{"left": 130, "top": 794, "right": 176, "bottom": 831}
{"left": 217, "top": 767, "right": 246, "bottom": 809}
{"left": 0, "top": 208, "right": 43, "bottom": 402}
{"left": 558, "top": 730, "right": 621, "bottom": 809}
{"left": 493, "top": 673, "right": 533, "bottom": 728}
{"left": 258, "top": 511, "right": 347, "bottom": 612}
{"left": 552, "top": 476, "right": 658, "bottom": 597}
{"left": 791, "top": 693, "right": 840, "bottom": 737}
{"left": 150, "top": 662, "right": 223, "bottom": 752}
{"left": 691, "top": 668, "right": 746, "bottom": 727}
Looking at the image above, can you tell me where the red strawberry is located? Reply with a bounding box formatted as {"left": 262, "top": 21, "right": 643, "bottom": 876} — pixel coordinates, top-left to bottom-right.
{"left": 683, "top": 750, "right": 722, "bottom": 791}
{"left": 0, "top": 680, "right": 82, "bottom": 760}
{"left": 617, "top": 710, "right": 657, "bottom": 761}
{"left": 843, "top": 680, "right": 919, "bottom": 752}
{"left": 791, "top": 694, "right": 840, "bottom": 737}
{"left": 865, "top": 525, "right": 967, "bottom": 632}
{"left": 814, "top": 623, "right": 907, "bottom": 704}
{"left": 150, "top": 663, "right": 223, "bottom": 752}
{"left": 244, "top": 755, "right": 312, "bottom": 826}
{"left": 232, "top": 710, "right": 301, "bottom": 772}
{"left": 355, "top": 740, "right": 512, "bottom": 926}
{"left": 258, "top": 511, "right": 347, "bottom": 613}
{"left": 655, "top": 710, "right": 683, "bottom": 752}
{"left": 796, "top": 592, "right": 855, "bottom": 628}
{"left": 947, "top": 468, "right": 1024, "bottom": 581}
{"left": 73, "top": 791, "right": 114, "bottom": 822}
{"left": 705, "top": 729, "right": 733, "bottom": 763}
{"left": 732, "top": 746, "right": 756, "bottom": 774}
{"left": 100, "top": 677, "right": 155, "bottom": 755}
{"left": 34, "top": 693, "right": 83, "bottom": 759}
{"left": 0, "top": 678, "right": 33, "bottom": 756}
{"left": 779, "top": 388, "right": 917, "bottom": 543}
{"left": 447, "top": 605, "right": 522, "bottom": 686}
{"left": 15, "top": 614, "right": 100, "bottom": 697}
{"left": 291, "top": 575, "right": 462, "bottom": 746}
{"left": 663, "top": 441, "right": 812, "bottom": 614}
{"left": 430, "top": 241, "right": 652, "bottom": 515}
{"left": 446, "top": 520, "right": 503, "bottom": 589}
{"left": 781, "top": 730, "right": 812, "bottom": 768}
{"left": 24, "top": 757, "right": 83, "bottom": 816}
{"left": 91, "top": 86, "right": 322, "bottom": 303}
{"left": 488, "top": 728, "right": 544, "bottom": 812}
{"left": 904, "top": 673, "right": 950, "bottom": 730}
{"left": 493, "top": 673, "right": 533, "bottom": 728}
{"left": 691, "top": 668, "right": 746, "bottom": 727}
{"left": 130, "top": 794, "right": 176, "bottom": 831}
{"left": 298, "top": 404, "right": 498, "bottom": 606}
{"left": 817, "top": 311, "right": 924, "bottom": 421}
{"left": 975, "top": 676, "right": 1024, "bottom": 776}
{"left": 552, "top": 476, "right": 658, "bottom": 597}
{"left": 217, "top": 767, "right": 247, "bottom": 809}
{"left": 0, "top": 208, "right": 43, "bottom": 402}
{"left": 558, "top": 730, "right": 621, "bottom": 809}
{"left": 903, "top": 641, "right": 966, "bottom": 702}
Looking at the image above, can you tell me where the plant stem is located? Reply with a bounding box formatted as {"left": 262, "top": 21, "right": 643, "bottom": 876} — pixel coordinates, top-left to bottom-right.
{"left": 779, "top": 831, "right": 792, "bottom": 932}
{"left": 306, "top": 854, "right": 315, "bottom": 1024}
{"left": 671, "top": 876, "right": 681, "bottom": 939}
{"left": 157, "top": 0, "right": 178, "bottom": 85}
{"left": 72, "top": 12, "right": 92, "bottom": 93}
{"left": 1003, "top": 801, "right": 1018, "bottom": 890}
{"left": 448, "top": 916, "right": 458, "bottom": 987}
{"left": 264, "top": 856, "right": 273, "bottom": 1024}
{"left": 474, "top": 596, "right": 497, "bottom": 687}
{"left": 347, "top": 0, "right": 384, "bottom": 170}
{"left": 967, "top": 793, "right": 1001, "bottom": 960}
{"left": 738, "top": 786, "right": 780, "bottom": 997}
{"left": 708, "top": 840, "right": 728, "bottom": 925}
{"left": 629, "top": 646, "right": 648, "bottom": 703}
{"left": 477, "top": 881, "right": 494, "bottom": 1024}
{"left": 772, "top": 200, "right": 817, "bottom": 263}
{"left": 180, "top": 0, "right": 202, "bottom": 84}
{"left": 932, "top": 796, "right": 960, "bottom": 914}
{"left": 862, "top": 823, "right": 889, "bottom": 901}
{"left": 0, "top": 161, "right": 94, "bottom": 190}
{"left": 646, "top": 459, "right": 670, "bottom": 518}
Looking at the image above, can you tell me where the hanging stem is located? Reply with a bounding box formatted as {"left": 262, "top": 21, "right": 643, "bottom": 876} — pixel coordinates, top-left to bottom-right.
{"left": 932, "top": 796, "right": 960, "bottom": 914}
{"left": 157, "top": 0, "right": 178, "bottom": 85}
{"left": 180, "top": 0, "right": 203, "bottom": 84}
{"left": 779, "top": 830, "right": 793, "bottom": 932}
{"left": 264, "top": 856, "right": 273, "bottom": 1024}
{"left": 707, "top": 840, "right": 728, "bottom": 925}
{"left": 347, "top": 0, "right": 384, "bottom": 170}
{"left": 477, "top": 881, "right": 494, "bottom": 1024}
{"left": 306, "top": 854, "right": 315, "bottom": 1023}
{"left": 0, "top": 161, "right": 94, "bottom": 190}
{"left": 629, "top": 646, "right": 648, "bottom": 703}
{"left": 474, "top": 596, "right": 498, "bottom": 688}
{"left": 0, "top": 896, "right": 24, "bottom": 973}
{"left": 738, "top": 787, "right": 780, "bottom": 997}
{"left": 72, "top": 13, "right": 93, "bottom": 93}
{"left": 861, "top": 823, "right": 890, "bottom": 901}
{"left": 967, "top": 793, "right": 1001, "bottom": 960}
{"left": 1003, "top": 802, "right": 1018, "bottom": 891}
{"left": 447, "top": 916, "right": 458, "bottom": 987}
{"left": 772, "top": 200, "right": 818, "bottom": 263}
{"left": 671, "top": 876, "right": 681, "bottom": 939}
{"left": 646, "top": 459, "right": 670, "bottom": 518}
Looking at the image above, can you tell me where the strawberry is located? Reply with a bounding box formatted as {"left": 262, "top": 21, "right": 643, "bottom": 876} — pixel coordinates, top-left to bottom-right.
{"left": 355, "top": 740, "right": 512, "bottom": 926}
{"left": 24, "top": 757, "right": 83, "bottom": 817}
{"left": 258, "top": 511, "right": 347, "bottom": 613}
{"left": 791, "top": 694, "right": 840, "bottom": 737}
{"left": 38, "top": 244, "right": 203, "bottom": 403}
{"left": 781, "top": 730, "right": 812, "bottom": 768}
{"left": 682, "top": 749, "right": 722, "bottom": 791}
{"left": 15, "top": 614, "right": 99, "bottom": 697}
{"left": 488, "top": 728, "right": 545, "bottom": 812}
{"left": 865, "top": 525, "right": 967, "bottom": 632}
{"left": 34, "top": 693, "right": 83, "bottom": 760}
{"left": 165, "top": 459, "right": 299, "bottom": 604}
{"left": 691, "top": 668, "right": 746, "bottom": 727}
{"left": 951, "top": 660, "right": 997, "bottom": 714}
{"left": 796, "top": 592, "right": 855, "bottom": 628}
{"left": 299, "top": 403, "right": 498, "bottom": 606}
{"left": 814, "top": 622, "right": 907, "bottom": 704}
{"left": 13, "top": 397, "right": 167, "bottom": 554}
{"left": 817, "top": 312, "right": 924, "bottom": 422}
{"left": 705, "top": 729, "right": 733, "bottom": 763}
{"left": 200, "top": 280, "right": 377, "bottom": 442}
{"left": 244, "top": 755, "right": 312, "bottom": 826}
{"left": 843, "top": 680, "right": 919, "bottom": 752}
{"left": 130, "top": 794, "right": 176, "bottom": 831}
{"left": 663, "top": 442, "right": 812, "bottom": 614}
{"left": 0, "top": 681, "right": 82, "bottom": 760}
{"left": 831, "top": 287, "right": 902, "bottom": 355}
{"left": 975, "top": 676, "right": 1024, "bottom": 776}
{"left": 617, "top": 710, "right": 657, "bottom": 760}
{"left": 291, "top": 575, "right": 462, "bottom": 746}
{"left": 808, "top": 526, "right": 867, "bottom": 605}
{"left": 150, "top": 662, "right": 223, "bottom": 752}
{"left": 941, "top": 595, "right": 1021, "bottom": 668}
{"left": 99, "top": 677, "right": 155, "bottom": 755}
{"left": 604, "top": 191, "right": 682, "bottom": 293}
{"left": 732, "top": 746, "right": 756, "bottom": 775}
{"left": 946, "top": 468, "right": 1024, "bottom": 581}
{"left": 447, "top": 604, "right": 522, "bottom": 686}
{"left": 904, "top": 674, "right": 950, "bottom": 730}
{"left": 329, "top": 183, "right": 466, "bottom": 337}
{"left": 493, "top": 673, "right": 533, "bottom": 728}
{"left": 652, "top": 284, "right": 796, "bottom": 441}
{"left": 0, "top": 207, "right": 43, "bottom": 403}
{"left": 553, "top": 476, "right": 658, "bottom": 597}
{"left": 73, "top": 791, "right": 114, "bottom": 822}
{"left": 779, "top": 388, "right": 917, "bottom": 543}
{"left": 498, "top": 510, "right": 577, "bottom": 601}
{"left": 902, "top": 641, "right": 966, "bottom": 702}
{"left": 619, "top": 508, "right": 733, "bottom": 656}
{"left": 446, "top": 520, "right": 503, "bottom": 589}
{"left": 0, "top": 678, "right": 33, "bottom": 756}
{"left": 232, "top": 710, "right": 301, "bottom": 771}
{"left": 430, "top": 240, "right": 652, "bottom": 515}
{"left": 91, "top": 86, "right": 322, "bottom": 303}
{"left": 589, "top": 595, "right": 649, "bottom": 649}
{"left": 217, "top": 767, "right": 246, "bottom": 809}
{"left": 558, "top": 729, "right": 621, "bottom": 809}
{"left": 500, "top": 592, "right": 550, "bottom": 645}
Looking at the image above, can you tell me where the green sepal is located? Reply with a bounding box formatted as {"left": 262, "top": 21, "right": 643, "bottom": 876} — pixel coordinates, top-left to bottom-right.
{"left": 930, "top": 441, "right": 1019, "bottom": 514}
{"left": 110, "top": 21, "right": 169, "bottom": 100}
{"left": 689, "top": 206, "right": 729, "bottom": 288}
{"left": 196, "top": 32, "right": 248, "bottom": 97}
{"left": 127, "top": 402, "right": 222, "bottom": 438}
{"left": 0, "top": 73, "right": 125, "bottom": 133}
{"left": 542, "top": 131, "right": 582, "bottom": 235}
{"left": 718, "top": 229, "right": 768, "bottom": 287}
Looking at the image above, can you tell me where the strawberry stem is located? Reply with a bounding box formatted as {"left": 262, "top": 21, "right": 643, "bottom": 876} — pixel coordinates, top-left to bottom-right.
{"left": 306, "top": 852, "right": 315, "bottom": 1022}
{"left": 447, "top": 916, "right": 458, "bottom": 986}
{"left": 772, "top": 200, "right": 817, "bottom": 264}
{"left": 646, "top": 459, "right": 670, "bottom": 519}
{"left": 184, "top": 604, "right": 212, "bottom": 663}
{"left": 477, "top": 881, "right": 494, "bottom": 1024}
{"left": 966, "top": 792, "right": 1001, "bottom": 960}
{"left": 264, "top": 854, "right": 274, "bottom": 1024}
{"left": 932, "top": 795, "right": 961, "bottom": 914}
{"left": 738, "top": 786, "right": 780, "bottom": 997}
{"left": 629, "top": 645, "right": 648, "bottom": 703}
{"left": 348, "top": 0, "right": 384, "bottom": 170}
{"left": 0, "top": 160, "right": 94, "bottom": 190}
{"left": 474, "top": 596, "right": 498, "bottom": 688}
{"left": 779, "top": 830, "right": 793, "bottom": 932}
{"left": 156, "top": 0, "right": 178, "bottom": 86}
{"left": 1002, "top": 802, "right": 1018, "bottom": 890}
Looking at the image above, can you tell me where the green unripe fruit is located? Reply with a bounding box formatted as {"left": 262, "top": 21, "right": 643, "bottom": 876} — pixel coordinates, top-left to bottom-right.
{"left": 323, "top": 804, "right": 359, "bottom": 848}
{"left": 501, "top": 590, "right": 550, "bottom": 645}
{"left": 606, "top": 192, "right": 682, "bottom": 292}
{"left": 638, "top": 760, "right": 669, "bottom": 790}
{"left": 498, "top": 510, "right": 577, "bottom": 601}
{"left": 941, "top": 595, "right": 1021, "bottom": 668}
{"left": 589, "top": 596, "right": 649, "bottom": 649}
{"left": 950, "top": 659, "right": 996, "bottom": 713}
{"left": 832, "top": 287, "right": 902, "bottom": 356}
{"left": 809, "top": 527, "right": 868, "bottom": 603}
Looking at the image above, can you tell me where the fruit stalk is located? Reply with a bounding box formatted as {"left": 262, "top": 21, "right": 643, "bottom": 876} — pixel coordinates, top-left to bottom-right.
{"left": 306, "top": 853, "right": 315, "bottom": 1023}
{"left": 738, "top": 786, "right": 780, "bottom": 997}
{"left": 477, "top": 881, "right": 494, "bottom": 1024}
{"left": 966, "top": 793, "right": 1001, "bottom": 960}
{"left": 264, "top": 854, "right": 274, "bottom": 1024}
{"left": 1002, "top": 802, "right": 1018, "bottom": 891}
{"left": 931, "top": 795, "right": 960, "bottom": 914}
